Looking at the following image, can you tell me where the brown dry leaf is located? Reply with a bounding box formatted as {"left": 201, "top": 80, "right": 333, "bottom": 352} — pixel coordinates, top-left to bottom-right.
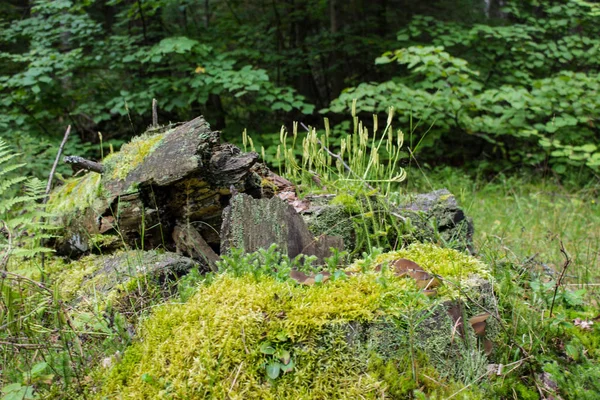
{"left": 423, "top": 289, "right": 437, "bottom": 297}
{"left": 390, "top": 258, "right": 422, "bottom": 277}
{"left": 277, "top": 191, "right": 297, "bottom": 201}
{"left": 391, "top": 258, "right": 442, "bottom": 289}
{"left": 290, "top": 199, "right": 310, "bottom": 213}
{"left": 447, "top": 303, "right": 464, "bottom": 339}
{"left": 484, "top": 339, "right": 494, "bottom": 355}
{"left": 487, "top": 364, "right": 503, "bottom": 377}
{"left": 289, "top": 270, "right": 331, "bottom": 286}
{"left": 290, "top": 270, "right": 308, "bottom": 284}
{"left": 469, "top": 313, "right": 491, "bottom": 336}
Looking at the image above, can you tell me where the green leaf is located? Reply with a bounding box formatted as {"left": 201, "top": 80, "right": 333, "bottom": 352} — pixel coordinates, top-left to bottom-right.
{"left": 579, "top": 143, "right": 597, "bottom": 153}
{"left": 259, "top": 342, "right": 276, "bottom": 355}
{"left": 1, "top": 383, "right": 34, "bottom": 400}
{"left": 375, "top": 56, "right": 392, "bottom": 65}
{"left": 276, "top": 349, "right": 291, "bottom": 364}
{"left": 266, "top": 362, "right": 281, "bottom": 379}
{"left": 280, "top": 358, "right": 295, "bottom": 373}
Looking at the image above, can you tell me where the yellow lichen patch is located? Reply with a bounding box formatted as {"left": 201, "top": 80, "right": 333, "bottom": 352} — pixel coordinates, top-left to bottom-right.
{"left": 98, "top": 273, "right": 421, "bottom": 399}
{"left": 103, "top": 133, "right": 165, "bottom": 181}
{"left": 47, "top": 173, "right": 103, "bottom": 214}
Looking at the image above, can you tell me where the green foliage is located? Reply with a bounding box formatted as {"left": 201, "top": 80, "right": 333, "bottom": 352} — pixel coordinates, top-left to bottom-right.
{"left": 420, "top": 169, "right": 600, "bottom": 400}
{"left": 0, "top": 0, "right": 315, "bottom": 160}
{"left": 330, "top": 2, "right": 600, "bottom": 174}
{"left": 0, "top": 138, "right": 54, "bottom": 261}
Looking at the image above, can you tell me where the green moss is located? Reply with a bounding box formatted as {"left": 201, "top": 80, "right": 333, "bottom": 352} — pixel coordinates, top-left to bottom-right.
{"left": 47, "top": 173, "right": 103, "bottom": 215}
{"left": 355, "top": 242, "right": 490, "bottom": 299}
{"left": 98, "top": 274, "right": 419, "bottom": 398}
{"left": 103, "top": 133, "right": 165, "bottom": 182}
{"left": 305, "top": 204, "right": 355, "bottom": 250}
{"left": 97, "top": 242, "right": 494, "bottom": 399}
{"left": 331, "top": 193, "right": 362, "bottom": 214}
{"left": 49, "top": 254, "right": 106, "bottom": 301}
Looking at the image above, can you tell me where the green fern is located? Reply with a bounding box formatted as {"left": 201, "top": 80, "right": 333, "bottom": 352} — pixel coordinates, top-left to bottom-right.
{"left": 0, "top": 138, "right": 54, "bottom": 266}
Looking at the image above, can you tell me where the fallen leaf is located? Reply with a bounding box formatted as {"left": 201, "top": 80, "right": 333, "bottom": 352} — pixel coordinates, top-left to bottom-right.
{"left": 289, "top": 270, "right": 331, "bottom": 285}
{"left": 487, "top": 363, "right": 503, "bottom": 376}
{"left": 376, "top": 258, "right": 442, "bottom": 289}
{"left": 289, "top": 270, "right": 308, "bottom": 284}
{"left": 277, "top": 191, "right": 296, "bottom": 201}
{"left": 447, "top": 303, "right": 464, "bottom": 339}
{"left": 469, "top": 313, "right": 491, "bottom": 336}
{"left": 484, "top": 339, "right": 493, "bottom": 355}
{"left": 290, "top": 199, "right": 309, "bottom": 213}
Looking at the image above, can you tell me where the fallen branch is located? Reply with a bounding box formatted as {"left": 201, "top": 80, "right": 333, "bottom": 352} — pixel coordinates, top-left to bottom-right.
{"left": 63, "top": 155, "right": 104, "bottom": 174}
{"left": 45, "top": 125, "right": 72, "bottom": 200}
{"left": 549, "top": 241, "right": 571, "bottom": 317}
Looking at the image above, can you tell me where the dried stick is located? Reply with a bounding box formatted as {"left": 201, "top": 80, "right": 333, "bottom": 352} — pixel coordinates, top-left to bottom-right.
{"left": 41, "top": 125, "right": 71, "bottom": 281}
{"left": 152, "top": 98, "right": 158, "bottom": 127}
{"left": 549, "top": 241, "right": 571, "bottom": 317}
{"left": 63, "top": 155, "right": 104, "bottom": 174}
{"left": 44, "top": 125, "right": 71, "bottom": 201}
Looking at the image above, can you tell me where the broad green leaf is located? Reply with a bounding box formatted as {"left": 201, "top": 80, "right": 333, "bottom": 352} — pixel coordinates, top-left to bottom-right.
{"left": 266, "top": 362, "right": 281, "bottom": 379}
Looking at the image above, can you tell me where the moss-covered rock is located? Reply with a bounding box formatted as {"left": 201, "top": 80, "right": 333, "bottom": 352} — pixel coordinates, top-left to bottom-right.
{"left": 95, "top": 243, "right": 494, "bottom": 399}
{"left": 50, "top": 250, "right": 198, "bottom": 316}
{"left": 302, "top": 189, "right": 474, "bottom": 256}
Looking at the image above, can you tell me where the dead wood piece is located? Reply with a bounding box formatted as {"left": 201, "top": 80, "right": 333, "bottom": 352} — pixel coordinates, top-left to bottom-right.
{"left": 220, "top": 194, "right": 343, "bottom": 264}
{"left": 173, "top": 223, "right": 219, "bottom": 272}
{"left": 63, "top": 156, "right": 104, "bottom": 174}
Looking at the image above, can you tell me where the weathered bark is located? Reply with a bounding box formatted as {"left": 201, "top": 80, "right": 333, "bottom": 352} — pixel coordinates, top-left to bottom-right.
{"left": 221, "top": 194, "right": 344, "bottom": 264}
{"left": 63, "top": 155, "right": 104, "bottom": 173}
{"left": 172, "top": 223, "right": 219, "bottom": 272}
{"left": 301, "top": 189, "right": 474, "bottom": 254}
{"left": 50, "top": 116, "right": 267, "bottom": 259}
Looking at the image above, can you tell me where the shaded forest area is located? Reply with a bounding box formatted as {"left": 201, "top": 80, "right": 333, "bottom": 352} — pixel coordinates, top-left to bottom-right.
{"left": 1, "top": 0, "right": 599, "bottom": 179}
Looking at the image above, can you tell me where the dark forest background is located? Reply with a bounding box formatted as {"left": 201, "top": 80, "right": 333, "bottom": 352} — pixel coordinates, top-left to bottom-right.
{"left": 1, "top": 0, "right": 599, "bottom": 180}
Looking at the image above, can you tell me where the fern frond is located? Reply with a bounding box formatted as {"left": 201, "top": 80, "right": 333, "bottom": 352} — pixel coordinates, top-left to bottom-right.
{"left": 0, "top": 176, "right": 28, "bottom": 198}
{"left": 10, "top": 248, "right": 55, "bottom": 258}
{"left": 0, "top": 162, "right": 27, "bottom": 179}
{"left": 0, "top": 195, "right": 33, "bottom": 215}
{"left": 0, "top": 138, "right": 58, "bottom": 262}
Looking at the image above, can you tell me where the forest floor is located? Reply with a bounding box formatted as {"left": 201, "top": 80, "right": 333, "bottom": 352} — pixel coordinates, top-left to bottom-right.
{"left": 408, "top": 168, "right": 600, "bottom": 397}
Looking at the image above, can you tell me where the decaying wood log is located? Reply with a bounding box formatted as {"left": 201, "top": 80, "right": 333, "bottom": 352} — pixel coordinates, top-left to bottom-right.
{"left": 221, "top": 194, "right": 344, "bottom": 264}
{"left": 49, "top": 117, "right": 268, "bottom": 259}
{"left": 172, "top": 223, "right": 219, "bottom": 272}
{"left": 48, "top": 115, "right": 474, "bottom": 265}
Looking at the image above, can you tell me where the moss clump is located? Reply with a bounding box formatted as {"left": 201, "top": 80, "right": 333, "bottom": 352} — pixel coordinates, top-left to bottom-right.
{"left": 99, "top": 274, "right": 413, "bottom": 398}
{"left": 98, "top": 243, "right": 493, "bottom": 399}
{"left": 47, "top": 173, "right": 104, "bottom": 215}
{"left": 103, "top": 133, "right": 165, "bottom": 182}
{"left": 356, "top": 242, "right": 490, "bottom": 299}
